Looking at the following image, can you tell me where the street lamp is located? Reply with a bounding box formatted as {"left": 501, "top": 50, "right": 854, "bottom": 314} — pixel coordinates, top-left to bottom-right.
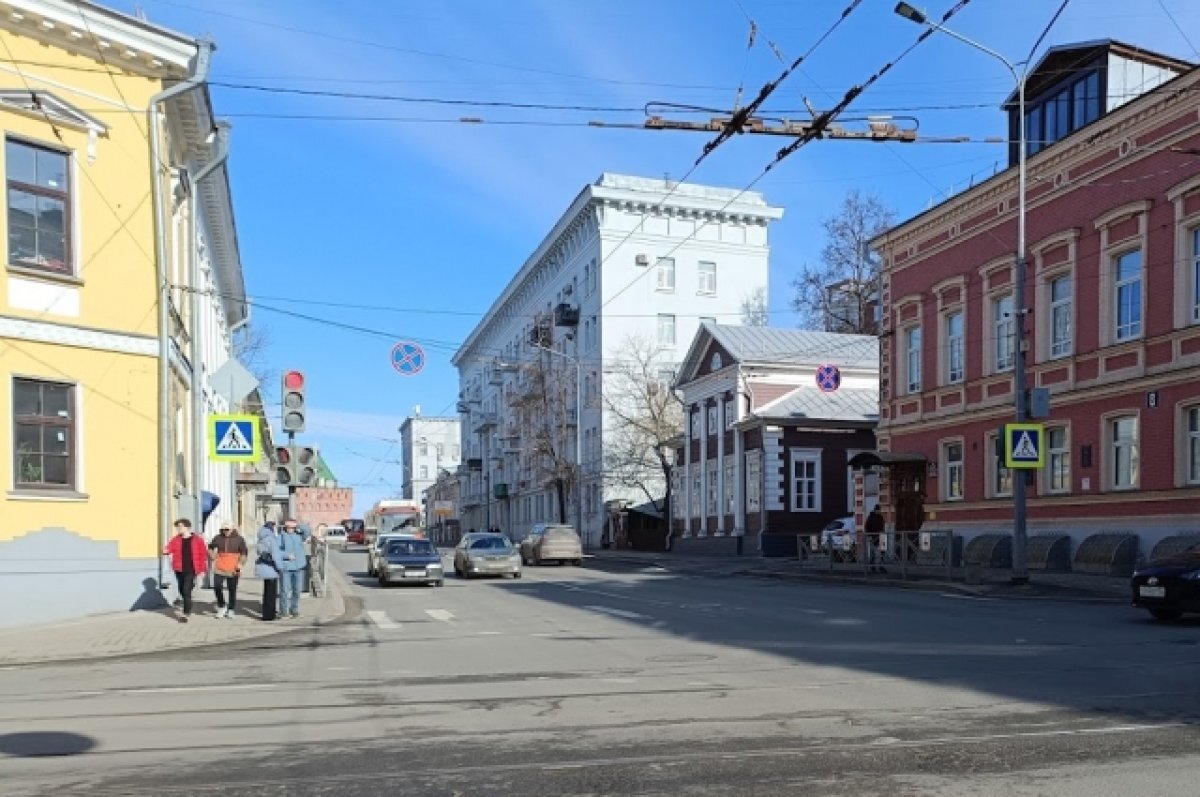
{"left": 894, "top": 3, "right": 1030, "bottom": 584}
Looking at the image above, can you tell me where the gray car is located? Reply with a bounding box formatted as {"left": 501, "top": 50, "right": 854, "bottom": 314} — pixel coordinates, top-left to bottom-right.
{"left": 454, "top": 533, "right": 522, "bottom": 579}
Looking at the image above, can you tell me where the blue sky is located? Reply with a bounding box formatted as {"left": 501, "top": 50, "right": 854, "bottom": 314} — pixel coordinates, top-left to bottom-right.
{"left": 119, "top": 0, "right": 1198, "bottom": 514}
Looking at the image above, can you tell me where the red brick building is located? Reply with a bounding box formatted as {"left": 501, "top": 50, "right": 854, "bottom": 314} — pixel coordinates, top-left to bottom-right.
{"left": 294, "top": 486, "right": 353, "bottom": 529}
{"left": 872, "top": 41, "right": 1200, "bottom": 553}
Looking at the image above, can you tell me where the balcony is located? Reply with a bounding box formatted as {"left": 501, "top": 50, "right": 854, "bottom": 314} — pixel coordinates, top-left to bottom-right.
{"left": 554, "top": 303, "right": 580, "bottom": 327}
{"left": 473, "top": 412, "right": 499, "bottom": 432}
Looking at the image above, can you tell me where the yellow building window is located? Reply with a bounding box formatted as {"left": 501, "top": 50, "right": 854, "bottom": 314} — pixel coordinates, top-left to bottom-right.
{"left": 6, "top": 138, "right": 71, "bottom": 274}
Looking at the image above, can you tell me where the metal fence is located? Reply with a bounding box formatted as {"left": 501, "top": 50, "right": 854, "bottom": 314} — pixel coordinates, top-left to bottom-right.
{"left": 308, "top": 540, "right": 328, "bottom": 597}
{"left": 797, "top": 530, "right": 961, "bottom": 581}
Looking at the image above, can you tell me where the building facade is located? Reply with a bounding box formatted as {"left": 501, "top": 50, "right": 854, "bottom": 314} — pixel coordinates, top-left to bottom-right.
{"left": 670, "top": 325, "right": 879, "bottom": 555}
{"left": 452, "top": 174, "right": 783, "bottom": 545}
{"left": 873, "top": 41, "right": 1200, "bottom": 554}
{"left": 294, "top": 485, "right": 354, "bottom": 530}
{"left": 399, "top": 413, "right": 461, "bottom": 501}
{"left": 0, "top": 0, "right": 245, "bottom": 627}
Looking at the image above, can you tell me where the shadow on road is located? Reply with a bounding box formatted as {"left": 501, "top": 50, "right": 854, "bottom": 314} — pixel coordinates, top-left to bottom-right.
{"left": 0, "top": 731, "right": 95, "bottom": 758}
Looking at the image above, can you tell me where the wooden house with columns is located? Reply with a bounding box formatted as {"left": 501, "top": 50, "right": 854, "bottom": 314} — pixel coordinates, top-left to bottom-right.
{"left": 669, "top": 324, "right": 880, "bottom": 556}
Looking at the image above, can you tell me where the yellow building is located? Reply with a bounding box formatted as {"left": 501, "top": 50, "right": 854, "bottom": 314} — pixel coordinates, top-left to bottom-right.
{"left": 0, "top": 0, "right": 247, "bottom": 627}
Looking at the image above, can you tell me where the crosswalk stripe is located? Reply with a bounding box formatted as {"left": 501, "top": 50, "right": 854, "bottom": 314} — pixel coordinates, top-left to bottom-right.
{"left": 367, "top": 610, "right": 399, "bottom": 630}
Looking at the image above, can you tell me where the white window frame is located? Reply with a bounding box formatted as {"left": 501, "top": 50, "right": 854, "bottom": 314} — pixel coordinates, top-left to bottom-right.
{"left": 691, "top": 469, "right": 702, "bottom": 518}
{"left": 419, "top": 465, "right": 429, "bottom": 479}
{"left": 690, "top": 410, "right": 700, "bottom": 440}
{"left": 656, "top": 313, "right": 676, "bottom": 346}
{"left": 943, "top": 440, "right": 964, "bottom": 502}
{"left": 707, "top": 405, "right": 717, "bottom": 434}
{"left": 945, "top": 310, "right": 964, "bottom": 384}
{"left": 746, "top": 450, "right": 761, "bottom": 513}
{"left": 725, "top": 399, "right": 735, "bottom": 429}
{"left": 1114, "top": 249, "right": 1143, "bottom": 342}
{"left": 904, "top": 326, "right": 922, "bottom": 393}
{"left": 1046, "top": 426, "right": 1070, "bottom": 494}
{"left": 789, "top": 448, "right": 821, "bottom": 512}
{"left": 1049, "top": 274, "right": 1072, "bottom": 358}
{"left": 1186, "top": 405, "right": 1200, "bottom": 485}
{"left": 698, "top": 260, "right": 717, "bottom": 295}
{"left": 1191, "top": 228, "right": 1200, "bottom": 324}
{"left": 656, "top": 257, "right": 676, "bottom": 292}
{"left": 723, "top": 455, "right": 734, "bottom": 514}
{"left": 994, "top": 294, "right": 1014, "bottom": 372}
{"left": 1109, "top": 414, "right": 1139, "bottom": 490}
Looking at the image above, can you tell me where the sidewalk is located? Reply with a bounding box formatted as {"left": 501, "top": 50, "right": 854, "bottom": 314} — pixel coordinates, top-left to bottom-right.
{"left": 589, "top": 548, "right": 1131, "bottom": 603}
{"left": 0, "top": 568, "right": 350, "bottom": 668}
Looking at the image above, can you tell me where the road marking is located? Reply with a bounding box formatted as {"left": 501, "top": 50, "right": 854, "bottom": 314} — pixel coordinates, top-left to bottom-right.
{"left": 426, "top": 609, "right": 455, "bottom": 622}
{"left": 367, "top": 610, "right": 400, "bottom": 630}
{"left": 802, "top": 609, "right": 827, "bottom": 615}
{"left": 327, "top": 666, "right": 353, "bottom": 671}
{"left": 940, "top": 592, "right": 996, "bottom": 602}
{"left": 105, "top": 684, "right": 272, "bottom": 696}
{"left": 478, "top": 630, "right": 502, "bottom": 635}
{"left": 584, "top": 605, "right": 647, "bottom": 620}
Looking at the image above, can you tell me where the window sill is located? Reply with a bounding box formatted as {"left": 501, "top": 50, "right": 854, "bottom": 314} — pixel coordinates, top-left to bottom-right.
{"left": 696, "top": 291, "right": 717, "bottom": 297}
{"left": 8, "top": 489, "right": 90, "bottom": 501}
{"left": 6, "top": 264, "right": 83, "bottom": 286}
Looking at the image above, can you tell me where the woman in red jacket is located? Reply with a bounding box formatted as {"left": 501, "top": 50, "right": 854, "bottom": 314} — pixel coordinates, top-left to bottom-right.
{"left": 164, "top": 518, "right": 208, "bottom": 623}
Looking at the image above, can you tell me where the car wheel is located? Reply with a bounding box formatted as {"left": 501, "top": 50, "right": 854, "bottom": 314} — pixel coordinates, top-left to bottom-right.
{"left": 378, "top": 576, "right": 387, "bottom": 588}
{"left": 1149, "top": 608, "right": 1183, "bottom": 621}
{"left": 435, "top": 579, "right": 444, "bottom": 587}
{"left": 513, "top": 571, "right": 522, "bottom": 579}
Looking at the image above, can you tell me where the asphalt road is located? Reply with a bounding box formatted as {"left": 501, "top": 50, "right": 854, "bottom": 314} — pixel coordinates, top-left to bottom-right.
{"left": 2, "top": 548, "right": 1199, "bottom": 796}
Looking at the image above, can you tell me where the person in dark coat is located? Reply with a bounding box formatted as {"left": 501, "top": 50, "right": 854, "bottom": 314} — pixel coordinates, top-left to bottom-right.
{"left": 255, "top": 522, "right": 282, "bottom": 621}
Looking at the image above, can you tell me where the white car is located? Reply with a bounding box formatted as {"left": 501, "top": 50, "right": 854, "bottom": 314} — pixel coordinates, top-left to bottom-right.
{"left": 820, "top": 517, "right": 856, "bottom": 551}
{"left": 323, "top": 525, "right": 347, "bottom": 548}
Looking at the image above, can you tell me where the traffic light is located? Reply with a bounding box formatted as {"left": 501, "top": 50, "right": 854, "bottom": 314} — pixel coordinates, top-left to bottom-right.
{"left": 281, "top": 369, "right": 306, "bottom": 433}
{"left": 274, "top": 446, "right": 294, "bottom": 485}
{"left": 295, "top": 445, "right": 318, "bottom": 487}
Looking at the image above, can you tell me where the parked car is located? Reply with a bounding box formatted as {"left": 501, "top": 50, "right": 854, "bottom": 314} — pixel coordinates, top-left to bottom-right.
{"left": 820, "top": 517, "right": 856, "bottom": 552}
{"left": 454, "top": 533, "right": 522, "bottom": 579}
{"left": 377, "top": 536, "right": 443, "bottom": 587}
{"left": 1130, "top": 547, "right": 1200, "bottom": 621}
{"left": 520, "top": 524, "right": 583, "bottom": 566}
{"left": 323, "top": 525, "right": 348, "bottom": 548}
{"left": 342, "top": 518, "right": 366, "bottom": 546}
{"left": 367, "top": 533, "right": 412, "bottom": 577}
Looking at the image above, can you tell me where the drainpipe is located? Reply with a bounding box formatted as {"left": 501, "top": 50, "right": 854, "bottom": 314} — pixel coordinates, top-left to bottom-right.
{"left": 150, "top": 40, "right": 214, "bottom": 586}
{"left": 189, "top": 120, "right": 230, "bottom": 545}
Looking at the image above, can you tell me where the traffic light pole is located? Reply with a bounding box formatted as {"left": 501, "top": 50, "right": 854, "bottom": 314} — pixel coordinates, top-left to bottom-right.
{"left": 287, "top": 431, "right": 297, "bottom": 520}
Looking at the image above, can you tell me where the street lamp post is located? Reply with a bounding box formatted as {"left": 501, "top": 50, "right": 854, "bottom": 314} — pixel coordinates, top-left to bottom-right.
{"left": 895, "top": 3, "right": 1030, "bottom": 583}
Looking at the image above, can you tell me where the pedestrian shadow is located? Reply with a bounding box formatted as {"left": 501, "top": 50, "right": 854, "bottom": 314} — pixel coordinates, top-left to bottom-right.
{"left": 128, "top": 578, "right": 170, "bottom": 614}
{"left": 0, "top": 731, "right": 95, "bottom": 757}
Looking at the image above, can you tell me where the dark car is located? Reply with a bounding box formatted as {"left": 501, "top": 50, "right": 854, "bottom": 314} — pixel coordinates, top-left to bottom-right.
{"left": 1130, "top": 549, "right": 1200, "bottom": 621}
{"left": 377, "top": 537, "right": 444, "bottom": 587}
{"left": 342, "top": 518, "right": 366, "bottom": 546}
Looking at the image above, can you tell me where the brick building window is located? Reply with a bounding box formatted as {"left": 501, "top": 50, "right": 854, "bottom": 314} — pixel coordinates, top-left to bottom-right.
{"left": 1109, "top": 415, "right": 1138, "bottom": 490}
{"left": 942, "top": 441, "right": 963, "bottom": 501}
{"left": 988, "top": 433, "right": 1012, "bottom": 498}
{"left": 1186, "top": 406, "right": 1200, "bottom": 485}
{"left": 706, "top": 459, "right": 718, "bottom": 516}
{"left": 790, "top": 449, "right": 821, "bottom": 512}
{"left": 1191, "top": 229, "right": 1200, "bottom": 323}
{"left": 904, "top": 326, "right": 922, "bottom": 393}
{"left": 746, "top": 451, "right": 761, "bottom": 513}
{"left": 6, "top": 139, "right": 71, "bottom": 274}
{"left": 691, "top": 469, "right": 702, "bottom": 518}
{"left": 707, "top": 405, "right": 717, "bottom": 434}
{"left": 1047, "top": 427, "right": 1070, "bottom": 493}
{"left": 1049, "top": 275, "right": 1073, "bottom": 358}
{"left": 723, "top": 455, "right": 734, "bottom": 513}
{"left": 994, "top": 294, "right": 1015, "bottom": 372}
{"left": 1114, "top": 250, "right": 1143, "bottom": 341}
{"left": 944, "top": 311, "right": 964, "bottom": 384}
{"left": 13, "top": 377, "right": 75, "bottom": 489}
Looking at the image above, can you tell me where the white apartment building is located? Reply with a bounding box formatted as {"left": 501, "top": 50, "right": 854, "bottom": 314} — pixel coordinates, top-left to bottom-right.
{"left": 452, "top": 173, "right": 783, "bottom": 545}
{"left": 398, "top": 412, "right": 462, "bottom": 501}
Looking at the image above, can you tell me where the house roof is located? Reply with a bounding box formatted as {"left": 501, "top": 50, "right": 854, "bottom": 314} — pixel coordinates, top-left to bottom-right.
{"left": 1002, "top": 39, "right": 1194, "bottom": 108}
{"left": 678, "top": 323, "right": 878, "bottom": 383}
{"left": 753, "top": 385, "right": 879, "bottom": 425}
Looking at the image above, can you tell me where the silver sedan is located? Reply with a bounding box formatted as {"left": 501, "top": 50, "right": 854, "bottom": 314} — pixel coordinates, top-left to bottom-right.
{"left": 454, "top": 533, "right": 522, "bottom": 579}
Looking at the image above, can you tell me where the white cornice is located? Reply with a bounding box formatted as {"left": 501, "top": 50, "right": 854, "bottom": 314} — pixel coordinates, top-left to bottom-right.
{"left": 0, "top": 313, "right": 156, "bottom": 356}
{"left": 0, "top": 0, "right": 197, "bottom": 77}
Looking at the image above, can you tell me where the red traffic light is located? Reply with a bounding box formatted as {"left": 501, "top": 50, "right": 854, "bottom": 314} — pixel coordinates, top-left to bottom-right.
{"left": 275, "top": 446, "right": 291, "bottom": 464}
{"left": 283, "top": 370, "right": 305, "bottom": 390}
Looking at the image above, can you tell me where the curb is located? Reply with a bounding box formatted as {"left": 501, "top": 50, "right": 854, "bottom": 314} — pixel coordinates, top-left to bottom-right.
{"left": 0, "top": 570, "right": 360, "bottom": 670}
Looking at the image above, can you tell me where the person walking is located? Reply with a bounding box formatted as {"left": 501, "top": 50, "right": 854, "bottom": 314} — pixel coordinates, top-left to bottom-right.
{"left": 276, "top": 518, "right": 307, "bottom": 619}
{"left": 164, "top": 518, "right": 207, "bottom": 623}
{"left": 255, "top": 521, "right": 281, "bottom": 621}
{"left": 209, "top": 524, "right": 248, "bottom": 618}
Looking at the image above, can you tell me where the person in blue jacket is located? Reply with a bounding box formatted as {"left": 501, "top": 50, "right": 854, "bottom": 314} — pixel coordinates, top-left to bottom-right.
{"left": 255, "top": 521, "right": 281, "bottom": 621}
{"left": 276, "top": 518, "right": 308, "bottom": 619}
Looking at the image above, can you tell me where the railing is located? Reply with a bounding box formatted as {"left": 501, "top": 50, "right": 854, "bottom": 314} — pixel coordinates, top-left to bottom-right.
{"left": 798, "top": 530, "right": 961, "bottom": 581}
{"left": 309, "top": 539, "right": 328, "bottom": 597}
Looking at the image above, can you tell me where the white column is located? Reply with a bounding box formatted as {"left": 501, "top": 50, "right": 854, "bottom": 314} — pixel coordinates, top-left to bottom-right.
{"left": 683, "top": 409, "right": 693, "bottom": 537}
{"left": 715, "top": 397, "right": 725, "bottom": 535}
{"left": 698, "top": 402, "right": 708, "bottom": 538}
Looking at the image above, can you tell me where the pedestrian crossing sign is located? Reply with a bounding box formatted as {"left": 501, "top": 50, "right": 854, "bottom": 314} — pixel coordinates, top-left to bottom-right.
{"left": 1004, "top": 422, "right": 1045, "bottom": 469}
{"left": 209, "top": 414, "right": 258, "bottom": 462}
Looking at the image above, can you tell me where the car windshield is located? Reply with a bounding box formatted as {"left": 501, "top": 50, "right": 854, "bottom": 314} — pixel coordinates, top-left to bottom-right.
{"left": 470, "top": 537, "right": 511, "bottom": 551}
{"left": 387, "top": 540, "right": 434, "bottom": 556}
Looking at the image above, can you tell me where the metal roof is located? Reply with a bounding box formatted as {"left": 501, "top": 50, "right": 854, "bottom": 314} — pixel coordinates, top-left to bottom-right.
{"left": 754, "top": 385, "right": 879, "bottom": 425}
{"left": 704, "top": 324, "right": 879, "bottom": 370}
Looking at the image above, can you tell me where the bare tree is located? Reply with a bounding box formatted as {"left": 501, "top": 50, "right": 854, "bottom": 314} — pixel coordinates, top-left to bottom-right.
{"left": 790, "top": 190, "right": 893, "bottom": 334}
{"left": 740, "top": 286, "right": 769, "bottom": 326}
{"left": 232, "top": 324, "right": 274, "bottom": 399}
{"left": 508, "top": 350, "right": 577, "bottom": 524}
{"left": 602, "top": 336, "right": 683, "bottom": 530}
